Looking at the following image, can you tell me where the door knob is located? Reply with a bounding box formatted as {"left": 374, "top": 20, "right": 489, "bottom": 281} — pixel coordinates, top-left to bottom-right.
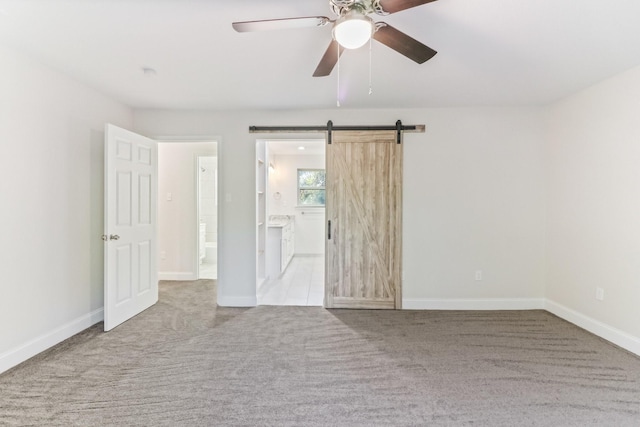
{"left": 109, "top": 234, "right": 120, "bottom": 240}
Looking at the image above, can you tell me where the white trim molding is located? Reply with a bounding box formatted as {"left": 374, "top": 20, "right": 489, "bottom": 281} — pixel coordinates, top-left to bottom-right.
{"left": 545, "top": 299, "right": 640, "bottom": 357}
{"left": 403, "top": 298, "right": 546, "bottom": 311}
{"left": 0, "top": 308, "right": 104, "bottom": 375}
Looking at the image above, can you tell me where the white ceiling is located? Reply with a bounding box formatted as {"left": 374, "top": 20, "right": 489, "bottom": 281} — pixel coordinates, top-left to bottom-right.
{"left": 1, "top": 0, "right": 639, "bottom": 110}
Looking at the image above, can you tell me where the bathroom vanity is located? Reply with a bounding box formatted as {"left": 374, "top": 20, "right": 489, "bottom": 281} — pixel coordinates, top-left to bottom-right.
{"left": 266, "top": 215, "right": 295, "bottom": 279}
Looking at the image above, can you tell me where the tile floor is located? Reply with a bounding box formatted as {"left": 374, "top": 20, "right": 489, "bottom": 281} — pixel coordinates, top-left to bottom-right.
{"left": 257, "top": 255, "right": 324, "bottom": 306}
{"left": 199, "top": 262, "right": 217, "bottom": 280}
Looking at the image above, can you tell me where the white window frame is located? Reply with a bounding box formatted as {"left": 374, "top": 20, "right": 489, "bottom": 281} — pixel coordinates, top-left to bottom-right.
{"left": 297, "top": 168, "right": 326, "bottom": 206}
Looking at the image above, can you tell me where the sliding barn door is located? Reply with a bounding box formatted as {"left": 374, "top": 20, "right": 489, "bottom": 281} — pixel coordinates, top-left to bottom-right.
{"left": 325, "top": 130, "right": 402, "bottom": 309}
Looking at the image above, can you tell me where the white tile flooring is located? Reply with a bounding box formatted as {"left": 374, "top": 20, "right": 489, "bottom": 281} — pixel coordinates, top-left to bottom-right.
{"left": 199, "top": 262, "right": 217, "bottom": 280}
{"left": 257, "top": 255, "right": 324, "bottom": 306}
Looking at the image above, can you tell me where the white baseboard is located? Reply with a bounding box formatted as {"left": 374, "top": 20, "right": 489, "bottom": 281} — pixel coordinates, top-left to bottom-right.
{"left": 545, "top": 299, "right": 640, "bottom": 357}
{"left": 217, "top": 295, "right": 257, "bottom": 307}
{"left": 158, "top": 272, "right": 197, "bottom": 281}
{"left": 0, "top": 308, "right": 104, "bottom": 375}
{"left": 403, "top": 298, "right": 546, "bottom": 311}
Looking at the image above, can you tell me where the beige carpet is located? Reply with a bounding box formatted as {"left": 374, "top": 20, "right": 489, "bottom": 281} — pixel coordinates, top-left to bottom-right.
{"left": 1, "top": 279, "right": 640, "bottom": 426}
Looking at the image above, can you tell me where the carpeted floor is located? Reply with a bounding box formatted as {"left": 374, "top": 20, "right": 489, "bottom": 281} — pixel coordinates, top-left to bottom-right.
{"left": 1, "top": 280, "right": 640, "bottom": 426}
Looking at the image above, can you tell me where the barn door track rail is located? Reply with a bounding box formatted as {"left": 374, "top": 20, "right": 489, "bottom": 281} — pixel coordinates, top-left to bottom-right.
{"left": 248, "top": 120, "right": 425, "bottom": 144}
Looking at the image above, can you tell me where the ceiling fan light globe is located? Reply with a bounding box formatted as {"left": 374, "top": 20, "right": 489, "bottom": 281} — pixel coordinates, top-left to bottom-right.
{"left": 333, "top": 14, "right": 373, "bottom": 49}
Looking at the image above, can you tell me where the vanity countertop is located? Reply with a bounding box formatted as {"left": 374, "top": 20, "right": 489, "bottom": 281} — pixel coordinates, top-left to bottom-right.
{"left": 268, "top": 215, "right": 293, "bottom": 228}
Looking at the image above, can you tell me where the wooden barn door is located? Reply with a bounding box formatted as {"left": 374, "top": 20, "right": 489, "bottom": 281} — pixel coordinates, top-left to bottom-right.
{"left": 325, "top": 130, "right": 402, "bottom": 309}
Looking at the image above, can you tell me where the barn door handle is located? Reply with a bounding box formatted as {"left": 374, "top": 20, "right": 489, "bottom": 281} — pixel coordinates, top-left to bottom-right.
{"left": 327, "top": 220, "right": 331, "bottom": 240}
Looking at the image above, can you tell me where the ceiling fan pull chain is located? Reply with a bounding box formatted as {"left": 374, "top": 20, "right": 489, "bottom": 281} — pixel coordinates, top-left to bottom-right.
{"left": 369, "top": 37, "right": 373, "bottom": 95}
{"left": 337, "top": 41, "right": 341, "bottom": 107}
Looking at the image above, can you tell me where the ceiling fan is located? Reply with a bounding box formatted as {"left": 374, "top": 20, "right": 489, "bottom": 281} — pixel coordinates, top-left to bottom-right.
{"left": 232, "top": 0, "right": 438, "bottom": 77}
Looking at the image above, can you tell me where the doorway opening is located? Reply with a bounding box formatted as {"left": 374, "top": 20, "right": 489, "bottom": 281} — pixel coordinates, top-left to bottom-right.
{"left": 157, "top": 141, "right": 217, "bottom": 282}
{"left": 256, "top": 139, "right": 326, "bottom": 306}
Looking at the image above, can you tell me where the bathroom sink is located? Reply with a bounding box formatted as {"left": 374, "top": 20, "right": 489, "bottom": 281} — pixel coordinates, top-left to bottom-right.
{"left": 268, "top": 215, "right": 292, "bottom": 227}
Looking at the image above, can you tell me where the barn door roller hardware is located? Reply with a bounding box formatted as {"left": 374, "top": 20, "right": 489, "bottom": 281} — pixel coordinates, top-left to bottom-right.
{"left": 248, "top": 120, "right": 425, "bottom": 144}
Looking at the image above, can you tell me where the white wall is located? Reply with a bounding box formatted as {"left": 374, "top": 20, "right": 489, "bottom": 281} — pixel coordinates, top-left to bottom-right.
{"left": 546, "top": 64, "right": 640, "bottom": 344}
{"left": 0, "top": 44, "right": 132, "bottom": 372}
{"left": 133, "top": 107, "right": 547, "bottom": 308}
{"left": 403, "top": 108, "right": 547, "bottom": 307}
{"left": 158, "top": 142, "right": 216, "bottom": 280}
{"left": 268, "top": 153, "right": 325, "bottom": 255}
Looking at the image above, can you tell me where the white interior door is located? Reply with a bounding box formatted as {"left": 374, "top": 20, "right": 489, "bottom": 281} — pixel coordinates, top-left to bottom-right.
{"left": 104, "top": 124, "right": 158, "bottom": 331}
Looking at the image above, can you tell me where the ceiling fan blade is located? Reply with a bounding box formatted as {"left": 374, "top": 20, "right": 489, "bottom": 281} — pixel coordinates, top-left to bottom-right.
{"left": 376, "top": 0, "right": 438, "bottom": 14}
{"left": 373, "top": 23, "right": 437, "bottom": 64}
{"left": 232, "top": 16, "right": 330, "bottom": 33}
{"left": 313, "top": 40, "right": 345, "bottom": 77}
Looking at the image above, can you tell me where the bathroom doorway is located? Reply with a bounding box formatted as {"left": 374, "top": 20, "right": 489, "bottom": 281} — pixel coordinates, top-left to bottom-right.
{"left": 256, "top": 139, "right": 326, "bottom": 306}
{"left": 157, "top": 141, "right": 217, "bottom": 282}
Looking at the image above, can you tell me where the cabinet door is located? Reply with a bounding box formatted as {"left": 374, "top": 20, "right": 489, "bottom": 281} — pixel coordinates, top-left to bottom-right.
{"left": 288, "top": 222, "right": 295, "bottom": 260}
{"left": 280, "top": 236, "right": 287, "bottom": 272}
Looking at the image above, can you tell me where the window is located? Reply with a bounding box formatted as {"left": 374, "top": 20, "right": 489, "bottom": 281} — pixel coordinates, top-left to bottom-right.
{"left": 297, "top": 169, "right": 325, "bottom": 206}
